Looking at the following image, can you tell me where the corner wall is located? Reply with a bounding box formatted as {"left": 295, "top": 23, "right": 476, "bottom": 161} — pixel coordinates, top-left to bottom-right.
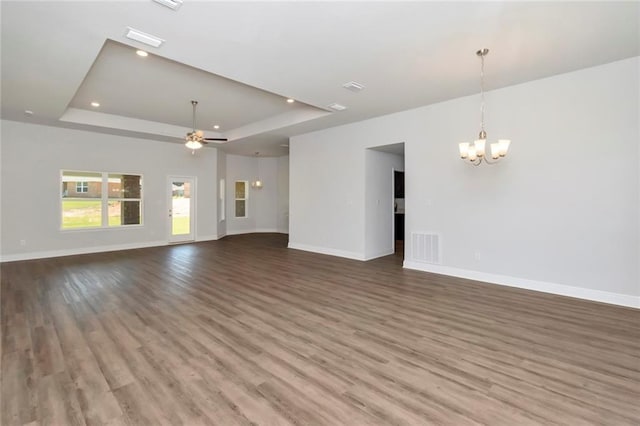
{"left": 289, "top": 57, "right": 639, "bottom": 307}
{"left": 225, "top": 154, "right": 289, "bottom": 235}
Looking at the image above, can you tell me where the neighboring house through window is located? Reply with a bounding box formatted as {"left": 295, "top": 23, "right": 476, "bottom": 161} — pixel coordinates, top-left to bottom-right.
{"left": 76, "top": 181, "right": 88, "bottom": 193}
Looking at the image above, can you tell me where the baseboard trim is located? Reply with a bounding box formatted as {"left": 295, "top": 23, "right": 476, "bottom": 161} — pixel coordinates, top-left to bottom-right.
{"left": 288, "top": 242, "right": 365, "bottom": 261}
{"left": 364, "top": 248, "right": 394, "bottom": 261}
{"left": 403, "top": 261, "right": 640, "bottom": 309}
{"left": 195, "top": 235, "right": 220, "bottom": 242}
{"left": 1, "top": 240, "right": 167, "bottom": 263}
{"left": 226, "top": 229, "right": 286, "bottom": 236}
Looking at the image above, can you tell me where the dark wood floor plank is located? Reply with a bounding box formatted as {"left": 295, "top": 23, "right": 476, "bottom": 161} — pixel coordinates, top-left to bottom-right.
{"left": 2, "top": 233, "right": 639, "bottom": 425}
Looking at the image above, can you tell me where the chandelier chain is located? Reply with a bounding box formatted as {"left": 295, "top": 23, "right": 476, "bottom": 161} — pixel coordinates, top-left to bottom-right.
{"left": 458, "top": 48, "right": 510, "bottom": 165}
{"left": 480, "top": 53, "right": 485, "bottom": 134}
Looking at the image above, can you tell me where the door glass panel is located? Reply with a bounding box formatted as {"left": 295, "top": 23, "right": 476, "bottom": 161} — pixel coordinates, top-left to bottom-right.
{"left": 172, "top": 181, "right": 191, "bottom": 235}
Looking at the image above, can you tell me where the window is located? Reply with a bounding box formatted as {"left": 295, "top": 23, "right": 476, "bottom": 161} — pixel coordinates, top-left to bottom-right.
{"left": 76, "top": 181, "right": 88, "bottom": 193}
{"left": 219, "top": 179, "right": 225, "bottom": 221}
{"left": 61, "top": 171, "right": 142, "bottom": 229}
{"left": 235, "top": 180, "right": 247, "bottom": 217}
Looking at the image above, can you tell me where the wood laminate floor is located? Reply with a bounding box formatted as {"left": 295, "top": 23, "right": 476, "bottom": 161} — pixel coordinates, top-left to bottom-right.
{"left": 1, "top": 234, "right": 639, "bottom": 425}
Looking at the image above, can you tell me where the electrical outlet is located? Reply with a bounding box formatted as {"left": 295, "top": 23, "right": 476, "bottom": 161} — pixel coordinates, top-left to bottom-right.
{"left": 19, "top": 239, "right": 26, "bottom": 246}
{"left": 474, "top": 251, "right": 481, "bottom": 261}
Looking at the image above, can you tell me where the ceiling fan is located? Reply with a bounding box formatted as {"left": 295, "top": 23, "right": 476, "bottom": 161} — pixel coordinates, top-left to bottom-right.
{"left": 185, "top": 100, "right": 227, "bottom": 151}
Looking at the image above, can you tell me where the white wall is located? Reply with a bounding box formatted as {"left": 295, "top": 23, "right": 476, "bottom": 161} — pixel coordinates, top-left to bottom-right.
{"left": 364, "top": 149, "right": 404, "bottom": 259}
{"left": 290, "top": 57, "right": 639, "bottom": 307}
{"left": 0, "top": 120, "right": 219, "bottom": 261}
{"left": 289, "top": 134, "right": 371, "bottom": 259}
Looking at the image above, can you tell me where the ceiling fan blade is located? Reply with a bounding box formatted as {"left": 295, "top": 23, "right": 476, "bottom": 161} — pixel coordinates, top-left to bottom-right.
{"left": 203, "top": 138, "right": 228, "bottom": 141}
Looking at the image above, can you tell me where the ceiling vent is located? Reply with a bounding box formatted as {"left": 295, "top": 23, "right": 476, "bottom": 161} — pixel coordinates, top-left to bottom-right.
{"left": 328, "top": 103, "right": 347, "bottom": 111}
{"left": 125, "top": 27, "right": 165, "bottom": 48}
{"left": 152, "top": 0, "right": 183, "bottom": 10}
{"left": 342, "top": 81, "right": 365, "bottom": 92}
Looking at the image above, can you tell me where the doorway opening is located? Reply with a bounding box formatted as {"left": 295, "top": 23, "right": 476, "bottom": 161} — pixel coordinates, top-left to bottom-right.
{"left": 393, "top": 170, "right": 405, "bottom": 257}
{"left": 168, "top": 176, "right": 195, "bottom": 243}
{"left": 364, "top": 142, "right": 405, "bottom": 260}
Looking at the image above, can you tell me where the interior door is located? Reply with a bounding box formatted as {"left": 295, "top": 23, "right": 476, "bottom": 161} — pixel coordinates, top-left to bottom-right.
{"left": 168, "top": 176, "right": 195, "bottom": 243}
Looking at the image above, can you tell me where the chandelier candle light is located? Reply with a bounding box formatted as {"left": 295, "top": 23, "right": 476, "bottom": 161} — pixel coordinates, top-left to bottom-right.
{"left": 459, "top": 48, "right": 511, "bottom": 165}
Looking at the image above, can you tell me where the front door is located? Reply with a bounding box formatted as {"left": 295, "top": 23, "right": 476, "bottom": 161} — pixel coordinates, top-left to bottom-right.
{"left": 168, "top": 176, "right": 195, "bottom": 243}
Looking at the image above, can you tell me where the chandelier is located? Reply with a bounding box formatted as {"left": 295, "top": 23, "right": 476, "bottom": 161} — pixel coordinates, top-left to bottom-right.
{"left": 459, "top": 48, "right": 510, "bottom": 165}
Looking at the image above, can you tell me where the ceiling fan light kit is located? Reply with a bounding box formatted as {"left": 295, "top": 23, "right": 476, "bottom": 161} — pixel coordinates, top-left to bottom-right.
{"left": 185, "top": 139, "right": 202, "bottom": 150}
{"left": 185, "top": 100, "right": 227, "bottom": 153}
{"left": 458, "top": 48, "right": 511, "bottom": 166}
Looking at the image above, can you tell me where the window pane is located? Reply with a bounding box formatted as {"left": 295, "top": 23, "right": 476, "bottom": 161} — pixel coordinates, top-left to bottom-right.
{"left": 219, "top": 179, "right": 225, "bottom": 221}
{"left": 62, "top": 200, "right": 102, "bottom": 229}
{"left": 108, "top": 200, "right": 141, "bottom": 226}
{"left": 235, "top": 200, "right": 246, "bottom": 217}
{"left": 108, "top": 174, "right": 141, "bottom": 199}
{"left": 62, "top": 171, "right": 101, "bottom": 198}
{"left": 235, "top": 181, "right": 246, "bottom": 199}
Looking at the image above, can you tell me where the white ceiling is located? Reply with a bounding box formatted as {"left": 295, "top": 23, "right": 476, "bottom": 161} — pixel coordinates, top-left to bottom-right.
{"left": 2, "top": 1, "right": 638, "bottom": 157}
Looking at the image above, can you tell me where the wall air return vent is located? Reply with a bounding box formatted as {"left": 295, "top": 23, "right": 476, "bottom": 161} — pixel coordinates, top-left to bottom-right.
{"left": 410, "top": 232, "right": 441, "bottom": 264}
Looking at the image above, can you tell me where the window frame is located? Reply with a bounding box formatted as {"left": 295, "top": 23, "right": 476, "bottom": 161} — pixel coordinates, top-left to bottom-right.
{"left": 234, "top": 180, "right": 248, "bottom": 218}
{"left": 219, "top": 178, "right": 226, "bottom": 222}
{"left": 60, "top": 170, "right": 144, "bottom": 231}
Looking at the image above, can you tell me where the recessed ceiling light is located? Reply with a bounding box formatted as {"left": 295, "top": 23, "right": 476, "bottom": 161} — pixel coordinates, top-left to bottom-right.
{"left": 24, "top": 110, "right": 34, "bottom": 116}
{"left": 152, "top": 0, "right": 183, "bottom": 10}
{"left": 286, "top": 98, "right": 295, "bottom": 103}
{"left": 343, "top": 81, "right": 365, "bottom": 92}
{"left": 91, "top": 102, "right": 100, "bottom": 107}
{"left": 328, "top": 103, "right": 347, "bottom": 111}
{"left": 213, "top": 125, "right": 220, "bottom": 130}
{"left": 125, "top": 27, "right": 165, "bottom": 48}
{"left": 136, "top": 50, "right": 148, "bottom": 57}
